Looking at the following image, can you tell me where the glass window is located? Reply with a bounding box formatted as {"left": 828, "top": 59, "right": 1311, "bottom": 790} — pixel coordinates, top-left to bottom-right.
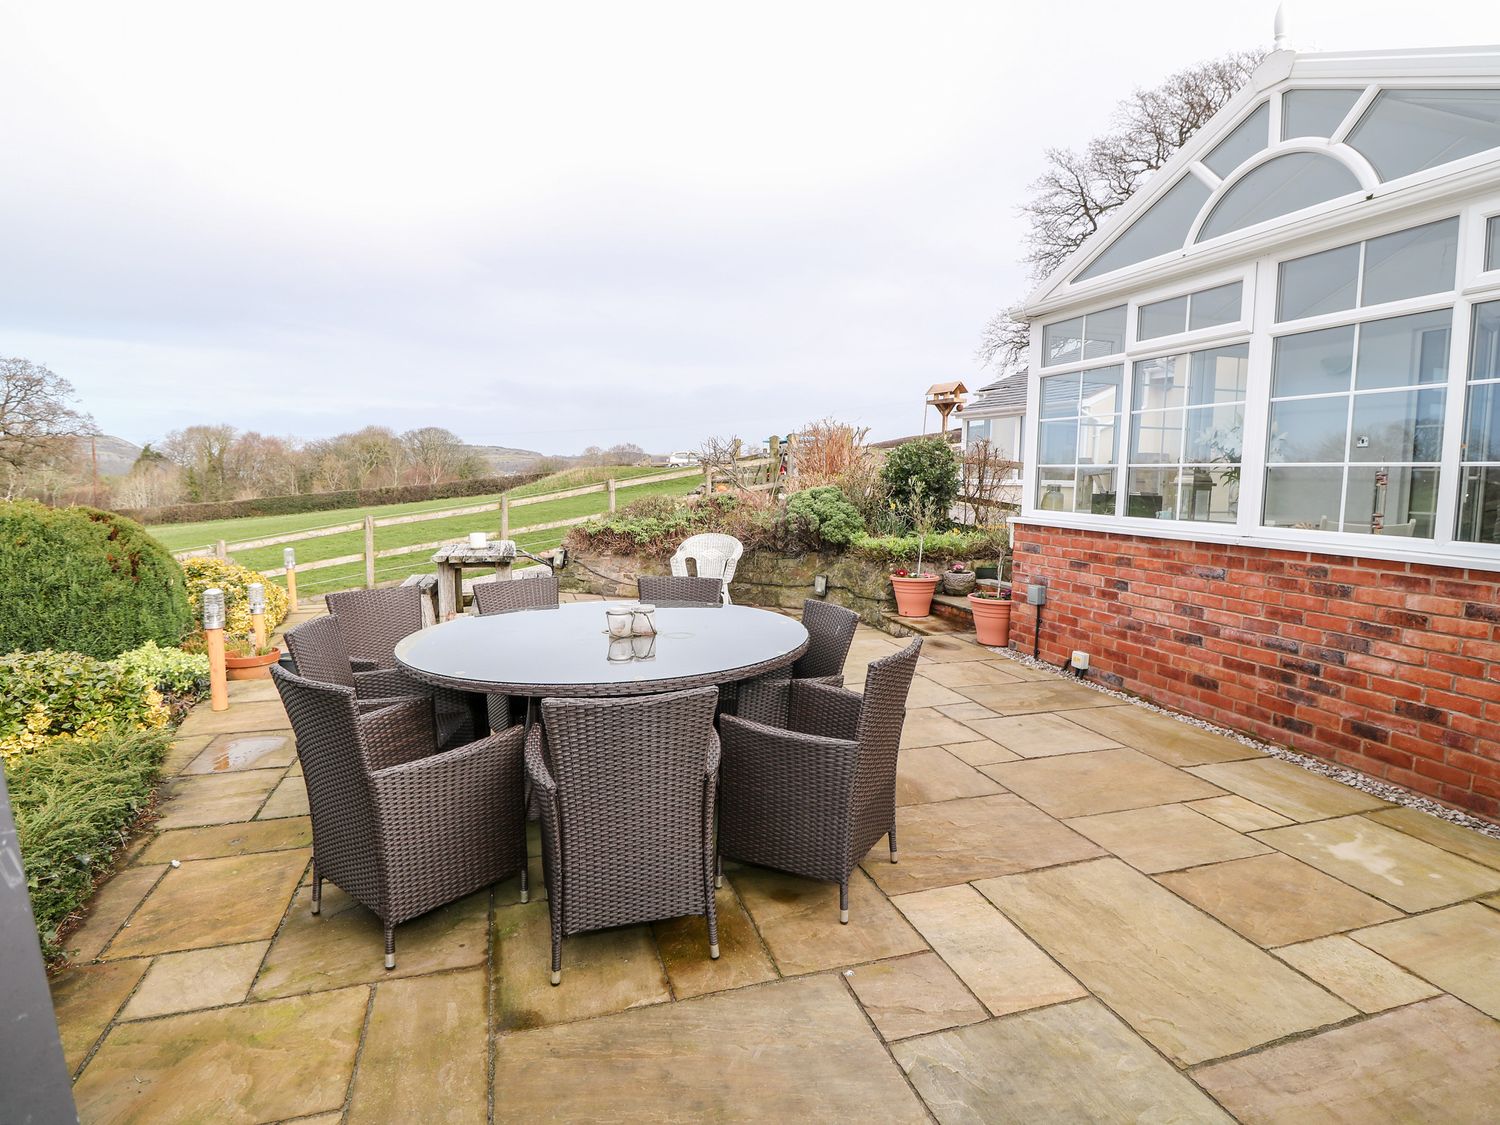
{"left": 1354, "top": 309, "right": 1450, "bottom": 390}
{"left": 966, "top": 418, "right": 991, "bottom": 445}
{"left": 1361, "top": 219, "right": 1458, "bottom": 307}
{"left": 1137, "top": 282, "right": 1242, "bottom": 342}
{"left": 1457, "top": 299, "right": 1500, "bottom": 544}
{"left": 1197, "top": 153, "right": 1361, "bottom": 243}
{"left": 1042, "top": 317, "right": 1083, "bottom": 367}
{"left": 1189, "top": 282, "right": 1242, "bottom": 330}
{"left": 1041, "top": 307, "right": 1125, "bottom": 367}
{"left": 1076, "top": 175, "right": 1212, "bottom": 281}
{"left": 1203, "top": 103, "right": 1270, "bottom": 178}
{"left": 1347, "top": 89, "right": 1500, "bottom": 182}
{"left": 1282, "top": 88, "right": 1363, "bottom": 139}
{"left": 1271, "top": 325, "right": 1355, "bottom": 398}
{"left": 1036, "top": 365, "right": 1121, "bottom": 513}
{"left": 1264, "top": 466, "right": 1344, "bottom": 529}
{"left": 1127, "top": 344, "right": 1248, "bottom": 523}
{"left": 1278, "top": 244, "right": 1359, "bottom": 321}
{"left": 1138, "top": 296, "right": 1188, "bottom": 341}
{"left": 1487, "top": 216, "right": 1500, "bottom": 272}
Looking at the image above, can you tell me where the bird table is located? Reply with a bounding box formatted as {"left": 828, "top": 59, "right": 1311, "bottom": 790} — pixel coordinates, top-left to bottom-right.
{"left": 431, "top": 541, "right": 518, "bottom": 620}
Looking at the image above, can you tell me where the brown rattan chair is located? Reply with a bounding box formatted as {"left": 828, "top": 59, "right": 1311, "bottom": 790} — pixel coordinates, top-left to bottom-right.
{"left": 735, "top": 599, "right": 860, "bottom": 723}
{"left": 717, "top": 637, "right": 922, "bottom": 923}
{"left": 526, "top": 686, "right": 721, "bottom": 985}
{"left": 636, "top": 574, "right": 725, "bottom": 607}
{"left": 472, "top": 576, "right": 561, "bottom": 731}
{"left": 270, "top": 664, "right": 529, "bottom": 969}
{"left": 284, "top": 615, "right": 424, "bottom": 713}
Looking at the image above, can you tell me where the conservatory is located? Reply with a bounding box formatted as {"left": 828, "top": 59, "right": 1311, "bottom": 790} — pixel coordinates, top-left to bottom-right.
{"left": 1013, "top": 44, "right": 1500, "bottom": 820}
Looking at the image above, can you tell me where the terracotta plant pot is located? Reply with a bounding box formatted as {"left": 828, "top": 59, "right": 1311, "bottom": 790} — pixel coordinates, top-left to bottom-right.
{"left": 891, "top": 575, "right": 940, "bottom": 618}
{"left": 225, "top": 648, "right": 282, "bottom": 680}
{"left": 968, "top": 594, "right": 1013, "bottom": 647}
{"left": 941, "top": 570, "right": 977, "bottom": 597}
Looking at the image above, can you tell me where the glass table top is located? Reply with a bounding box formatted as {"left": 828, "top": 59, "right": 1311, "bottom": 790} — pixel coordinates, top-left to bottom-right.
{"left": 393, "top": 601, "right": 809, "bottom": 696}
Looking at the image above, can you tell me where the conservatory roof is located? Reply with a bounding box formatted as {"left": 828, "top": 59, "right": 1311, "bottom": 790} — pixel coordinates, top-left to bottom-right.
{"left": 1024, "top": 44, "right": 1500, "bottom": 319}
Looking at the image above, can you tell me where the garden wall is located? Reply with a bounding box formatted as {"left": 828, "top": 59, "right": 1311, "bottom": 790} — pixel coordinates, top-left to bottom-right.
{"left": 1010, "top": 522, "right": 1500, "bottom": 821}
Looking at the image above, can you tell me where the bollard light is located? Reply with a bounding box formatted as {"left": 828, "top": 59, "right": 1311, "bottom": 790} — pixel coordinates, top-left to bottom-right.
{"left": 283, "top": 547, "right": 296, "bottom": 568}
{"left": 283, "top": 547, "right": 298, "bottom": 610}
{"left": 202, "top": 587, "right": 226, "bottom": 631}
{"left": 202, "top": 588, "right": 229, "bottom": 711}
{"left": 247, "top": 583, "right": 266, "bottom": 615}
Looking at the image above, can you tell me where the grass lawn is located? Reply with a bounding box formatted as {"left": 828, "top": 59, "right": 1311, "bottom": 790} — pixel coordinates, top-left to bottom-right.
{"left": 153, "top": 466, "right": 697, "bottom": 599}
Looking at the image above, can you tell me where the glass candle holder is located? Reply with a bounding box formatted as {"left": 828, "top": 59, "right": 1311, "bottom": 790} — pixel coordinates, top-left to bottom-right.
{"left": 630, "top": 634, "right": 657, "bottom": 661}
{"left": 606, "top": 607, "right": 634, "bottom": 639}
{"left": 631, "top": 604, "right": 657, "bottom": 636}
{"left": 468, "top": 532, "right": 488, "bottom": 549}
{"left": 607, "top": 637, "right": 635, "bottom": 662}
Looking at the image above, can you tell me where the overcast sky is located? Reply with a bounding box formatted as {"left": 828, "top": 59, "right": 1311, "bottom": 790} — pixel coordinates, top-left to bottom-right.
{"left": 1, "top": 3, "right": 1489, "bottom": 453}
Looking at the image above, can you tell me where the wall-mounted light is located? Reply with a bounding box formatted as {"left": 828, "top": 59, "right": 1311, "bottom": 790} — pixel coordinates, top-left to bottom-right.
{"left": 813, "top": 574, "right": 828, "bottom": 597}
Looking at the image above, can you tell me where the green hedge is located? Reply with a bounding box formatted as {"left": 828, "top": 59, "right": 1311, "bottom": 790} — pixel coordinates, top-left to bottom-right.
{"left": 117, "top": 471, "right": 547, "bottom": 526}
{"left": 849, "top": 528, "right": 1009, "bottom": 569}
{"left": 0, "top": 650, "right": 168, "bottom": 758}
{"left": 0, "top": 501, "right": 193, "bottom": 659}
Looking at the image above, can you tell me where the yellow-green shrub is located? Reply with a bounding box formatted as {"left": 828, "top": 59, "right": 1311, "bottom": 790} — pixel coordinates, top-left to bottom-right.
{"left": 0, "top": 650, "right": 167, "bottom": 760}
{"left": 182, "top": 556, "right": 288, "bottom": 640}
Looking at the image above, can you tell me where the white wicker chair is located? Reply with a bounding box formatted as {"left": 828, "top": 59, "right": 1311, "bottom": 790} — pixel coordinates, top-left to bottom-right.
{"left": 669, "top": 533, "right": 744, "bottom": 604}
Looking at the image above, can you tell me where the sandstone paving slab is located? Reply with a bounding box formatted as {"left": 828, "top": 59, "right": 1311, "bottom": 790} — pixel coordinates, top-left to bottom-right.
{"left": 50, "top": 959, "right": 148, "bottom": 1074}
{"left": 731, "top": 865, "right": 926, "bottom": 975}
{"left": 1254, "top": 816, "right": 1500, "bottom": 912}
{"left": 1156, "top": 852, "right": 1401, "bottom": 946}
{"left": 900, "top": 708, "right": 980, "bottom": 749}
{"left": 256, "top": 772, "right": 310, "bottom": 819}
{"left": 982, "top": 748, "right": 1224, "bottom": 819}
{"left": 956, "top": 679, "right": 1116, "bottom": 715}
{"left": 957, "top": 712, "right": 1120, "bottom": 758}
{"left": 1186, "top": 757, "right": 1387, "bottom": 823}
{"left": 977, "top": 858, "right": 1354, "bottom": 1066}
{"left": 1065, "top": 704, "right": 1263, "bottom": 767}
{"left": 491, "top": 974, "right": 928, "bottom": 1123}
{"left": 653, "top": 882, "right": 778, "bottom": 1000}
{"left": 1486, "top": 893, "right": 1500, "bottom": 911}
{"left": 72, "top": 986, "right": 368, "bottom": 1125}
{"left": 933, "top": 701, "right": 1000, "bottom": 723}
{"left": 1363, "top": 807, "right": 1500, "bottom": 871}
{"left": 1352, "top": 902, "right": 1500, "bottom": 1018}
{"left": 895, "top": 999, "right": 1234, "bottom": 1125}
{"left": 896, "top": 746, "right": 1005, "bottom": 805}
{"left": 135, "top": 817, "right": 312, "bottom": 865}
{"left": 917, "top": 660, "right": 1027, "bottom": 689}
{"left": 108, "top": 849, "right": 308, "bottom": 958}
{"left": 161, "top": 734, "right": 213, "bottom": 776}
{"left": 120, "top": 941, "right": 269, "bottom": 1020}
{"left": 175, "top": 699, "right": 289, "bottom": 738}
{"left": 1193, "top": 995, "right": 1500, "bottom": 1124}
{"left": 1065, "top": 803, "right": 1273, "bottom": 874}
{"left": 891, "top": 883, "right": 1084, "bottom": 1017}
{"left": 914, "top": 635, "right": 993, "bottom": 663}
{"left": 63, "top": 864, "right": 166, "bottom": 962}
{"left": 844, "top": 951, "right": 987, "bottom": 1041}
{"left": 904, "top": 676, "right": 969, "bottom": 709}
{"left": 255, "top": 884, "right": 487, "bottom": 998}
{"left": 493, "top": 897, "right": 671, "bottom": 1030}
{"left": 862, "top": 793, "right": 1104, "bottom": 895}
{"left": 942, "top": 739, "right": 1021, "bottom": 767}
{"left": 1187, "top": 794, "right": 1295, "bottom": 833}
{"left": 183, "top": 731, "right": 295, "bottom": 775}
{"left": 153, "top": 769, "right": 282, "bottom": 829}
{"left": 225, "top": 677, "right": 281, "bottom": 703}
{"left": 347, "top": 968, "right": 488, "bottom": 1125}
{"left": 1274, "top": 935, "right": 1440, "bottom": 1013}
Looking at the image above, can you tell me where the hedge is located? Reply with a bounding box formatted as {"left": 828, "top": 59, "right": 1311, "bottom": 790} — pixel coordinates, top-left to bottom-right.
{"left": 0, "top": 501, "right": 194, "bottom": 659}
{"left": 0, "top": 649, "right": 168, "bottom": 759}
{"left": 181, "top": 556, "right": 289, "bottom": 639}
{"left": 116, "top": 471, "right": 547, "bottom": 526}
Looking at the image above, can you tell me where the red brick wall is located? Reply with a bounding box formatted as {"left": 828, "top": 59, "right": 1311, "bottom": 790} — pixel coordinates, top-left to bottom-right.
{"left": 1009, "top": 522, "right": 1500, "bottom": 821}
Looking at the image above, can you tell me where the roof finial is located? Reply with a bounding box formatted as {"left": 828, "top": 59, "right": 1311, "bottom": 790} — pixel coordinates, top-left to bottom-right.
{"left": 1273, "top": 2, "right": 1292, "bottom": 51}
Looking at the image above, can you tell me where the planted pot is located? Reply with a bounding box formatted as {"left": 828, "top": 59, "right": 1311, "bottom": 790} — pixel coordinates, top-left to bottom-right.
{"left": 968, "top": 594, "right": 1012, "bottom": 647}
{"left": 225, "top": 647, "right": 283, "bottom": 680}
{"left": 941, "top": 570, "right": 976, "bottom": 597}
{"left": 891, "top": 574, "right": 940, "bottom": 617}
{"left": 974, "top": 564, "right": 998, "bottom": 581}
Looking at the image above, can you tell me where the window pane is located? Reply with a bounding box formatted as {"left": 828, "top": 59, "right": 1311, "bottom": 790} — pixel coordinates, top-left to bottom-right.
{"left": 1131, "top": 409, "right": 1183, "bottom": 463}
{"left": 1264, "top": 466, "right": 1345, "bottom": 529}
{"left": 1471, "top": 300, "right": 1500, "bottom": 381}
{"left": 1282, "top": 88, "right": 1363, "bottom": 139}
{"left": 1488, "top": 216, "right": 1500, "bottom": 272}
{"left": 1197, "top": 153, "right": 1361, "bottom": 242}
{"left": 1189, "top": 344, "right": 1250, "bottom": 404}
{"left": 1456, "top": 466, "right": 1500, "bottom": 543}
{"left": 1127, "top": 467, "right": 1178, "bottom": 519}
{"left": 1278, "top": 243, "right": 1360, "bottom": 321}
{"left": 1083, "top": 305, "right": 1126, "bottom": 358}
{"left": 1039, "top": 372, "right": 1080, "bottom": 417}
{"left": 1037, "top": 468, "right": 1075, "bottom": 510}
{"left": 1342, "top": 467, "right": 1439, "bottom": 537}
{"left": 1076, "top": 175, "right": 1212, "bottom": 281}
{"left": 1079, "top": 365, "right": 1122, "bottom": 418}
{"left": 1348, "top": 89, "right": 1500, "bottom": 181}
{"left": 1463, "top": 383, "right": 1500, "bottom": 463}
{"left": 1184, "top": 404, "right": 1244, "bottom": 463}
{"left": 1077, "top": 468, "right": 1117, "bottom": 515}
{"left": 1076, "top": 417, "right": 1117, "bottom": 465}
{"left": 1138, "top": 296, "right": 1188, "bottom": 341}
{"left": 1178, "top": 468, "right": 1239, "bottom": 523}
{"left": 1273, "top": 325, "right": 1355, "bottom": 397}
{"left": 1132, "top": 355, "right": 1185, "bottom": 411}
{"left": 1203, "top": 103, "right": 1270, "bottom": 178}
{"left": 1349, "top": 388, "right": 1446, "bottom": 462}
{"left": 1269, "top": 397, "right": 1350, "bottom": 463}
{"left": 1189, "top": 282, "right": 1242, "bottom": 330}
{"left": 1355, "top": 309, "right": 1451, "bottom": 390}
{"left": 1361, "top": 219, "right": 1458, "bottom": 306}
{"left": 1042, "top": 318, "right": 1083, "bottom": 367}
{"left": 966, "top": 419, "right": 991, "bottom": 444}
{"left": 1038, "top": 420, "right": 1079, "bottom": 464}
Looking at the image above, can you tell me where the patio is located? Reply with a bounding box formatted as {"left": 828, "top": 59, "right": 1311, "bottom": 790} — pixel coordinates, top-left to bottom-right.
{"left": 49, "top": 598, "right": 1500, "bottom": 1123}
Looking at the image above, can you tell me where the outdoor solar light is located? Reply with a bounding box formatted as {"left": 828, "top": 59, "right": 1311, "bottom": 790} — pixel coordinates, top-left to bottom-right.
{"left": 813, "top": 574, "right": 828, "bottom": 597}
{"left": 247, "top": 582, "right": 266, "bottom": 615}
{"left": 201, "top": 588, "right": 228, "bottom": 712}
{"left": 283, "top": 547, "right": 296, "bottom": 568}
{"left": 201, "top": 587, "right": 226, "bottom": 631}
{"left": 283, "top": 548, "right": 298, "bottom": 609}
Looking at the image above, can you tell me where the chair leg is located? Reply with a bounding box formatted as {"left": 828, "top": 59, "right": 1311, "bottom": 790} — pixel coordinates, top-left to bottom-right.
{"left": 550, "top": 937, "right": 562, "bottom": 986}
{"left": 384, "top": 923, "right": 396, "bottom": 971}
{"left": 310, "top": 858, "right": 322, "bottom": 915}
{"left": 519, "top": 863, "right": 530, "bottom": 905}
{"left": 839, "top": 880, "right": 849, "bottom": 925}
{"left": 715, "top": 853, "right": 723, "bottom": 890}
{"left": 889, "top": 824, "right": 899, "bottom": 865}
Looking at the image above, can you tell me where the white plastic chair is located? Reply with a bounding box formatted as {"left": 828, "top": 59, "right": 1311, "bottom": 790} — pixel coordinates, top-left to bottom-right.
{"left": 670, "top": 534, "right": 744, "bottom": 604}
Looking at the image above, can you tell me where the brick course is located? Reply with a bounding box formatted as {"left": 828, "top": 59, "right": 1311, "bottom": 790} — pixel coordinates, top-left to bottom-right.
{"left": 1009, "top": 523, "right": 1500, "bottom": 822}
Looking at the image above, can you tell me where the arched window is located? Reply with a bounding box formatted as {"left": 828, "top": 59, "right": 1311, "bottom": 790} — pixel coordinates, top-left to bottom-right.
{"left": 1347, "top": 89, "right": 1500, "bottom": 181}
{"left": 1196, "top": 153, "right": 1361, "bottom": 243}
{"left": 1075, "top": 176, "right": 1211, "bottom": 281}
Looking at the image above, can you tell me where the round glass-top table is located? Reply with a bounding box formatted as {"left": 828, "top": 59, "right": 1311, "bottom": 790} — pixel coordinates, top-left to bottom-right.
{"left": 393, "top": 601, "right": 809, "bottom": 698}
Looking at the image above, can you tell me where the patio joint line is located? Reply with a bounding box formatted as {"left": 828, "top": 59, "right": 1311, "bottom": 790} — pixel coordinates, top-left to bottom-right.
{"left": 335, "top": 981, "right": 378, "bottom": 1122}
{"left": 833, "top": 969, "right": 941, "bottom": 1125}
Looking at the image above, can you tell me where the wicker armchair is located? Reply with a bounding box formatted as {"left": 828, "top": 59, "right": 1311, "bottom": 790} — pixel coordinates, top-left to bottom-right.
{"left": 270, "top": 665, "right": 529, "bottom": 969}
{"left": 637, "top": 574, "right": 725, "bottom": 607}
{"left": 735, "top": 599, "right": 859, "bottom": 724}
{"left": 670, "top": 533, "right": 743, "bottom": 603}
{"left": 284, "top": 615, "right": 424, "bottom": 713}
{"left": 472, "top": 576, "right": 560, "bottom": 730}
{"left": 717, "top": 637, "right": 922, "bottom": 923}
{"left": 526, "top": 686, "right": 721, "bottom": 985}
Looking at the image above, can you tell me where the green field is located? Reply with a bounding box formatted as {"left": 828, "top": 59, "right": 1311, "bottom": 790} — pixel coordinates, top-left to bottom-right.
{"left": 153, "top": 466, "right": 696, "bottom": 598}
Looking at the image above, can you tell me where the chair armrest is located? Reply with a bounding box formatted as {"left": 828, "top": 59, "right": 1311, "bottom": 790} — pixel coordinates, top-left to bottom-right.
{"left": 788, "top": 680, "right": 863, "bottom": 742}
{"left": 356, "top": 695, "right": 422, "bottom": 715}
{"left": 704, "top": 727, "right": 721, "bottom": 778}
{"left": 354, "top": 667, "right": 424, "bottom": 700}
{"left": 523, "top": 723, "right": 557, "bottom": 797}
{"left": 350, "top": 657, "right": 382, "bottom": 673}
{"left": 719, "top": 714, "right": 858, "bottom": 789}
{"left": 734, "top": 671, "right": 792, "bottom": 728}
{"left": 358, "top": 697, "right": 437, "bottom": 772}
{"left": 370, "top": 725, "right": 524, "bottom": 807}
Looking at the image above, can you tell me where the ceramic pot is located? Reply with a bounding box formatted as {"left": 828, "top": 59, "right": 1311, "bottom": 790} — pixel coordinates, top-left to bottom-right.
{"left": 225, "top": 648, "right": 282, "bottom": 680}
{"left": 891, "top": 575, "right": 940, "bottom": 617}
{"left": 941, "top": 571, "right": 977, "bottom": 596}
{"left": 968, "top": 595, "right": 1012, "bottom": 647}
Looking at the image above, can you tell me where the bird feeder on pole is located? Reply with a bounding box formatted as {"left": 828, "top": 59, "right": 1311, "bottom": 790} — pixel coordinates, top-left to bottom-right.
{"left": 202, "top": 587, "right": 228, "bottom": 712}
{"left": 283, "top": 547, "right": 298, "bottom": 610}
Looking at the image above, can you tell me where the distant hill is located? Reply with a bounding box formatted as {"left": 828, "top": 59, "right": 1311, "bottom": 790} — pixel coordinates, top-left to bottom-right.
{"left": 463, "top": 444, "right": 551, "bottom": 474}
{"left": 92, "top": 435, "right": 144, "bottom": 477}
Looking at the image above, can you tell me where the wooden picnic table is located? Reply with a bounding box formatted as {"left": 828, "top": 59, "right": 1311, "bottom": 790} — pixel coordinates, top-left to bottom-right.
{"left": 431, "top": 541, "right": 518, "bottom": 620}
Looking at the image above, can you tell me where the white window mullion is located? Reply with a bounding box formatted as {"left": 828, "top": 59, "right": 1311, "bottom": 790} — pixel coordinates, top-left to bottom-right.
{"left": 1435, "top": 211, "right": 1479, "bottom": 546}
{"left": 1238, "top": 258, "right": 1274, "bottom": 534}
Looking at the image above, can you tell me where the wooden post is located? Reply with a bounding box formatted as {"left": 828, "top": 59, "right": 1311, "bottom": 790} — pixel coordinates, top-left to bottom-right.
{"left": 202, "top": 587, "right": 228, "bottom": 712}
{"left": 704, "top": 466, "right": 714, "bottom": 494}
{"left": 363, "top": 515, "right": 376, "bottom": 589}
{"left": 607, "top": 478, "right": 617, "bottom": 513}
{"left": 500, "top": 496, "right": 510, "bottom": 540}
{"left": 215, "top": 539, "right": 227, "bottom": 560}
{"left": 283, "top": 547, "right": 297, "bottom": 610}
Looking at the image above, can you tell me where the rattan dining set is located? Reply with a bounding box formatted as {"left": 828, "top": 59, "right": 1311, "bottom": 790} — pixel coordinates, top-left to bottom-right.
{"left": 272, "top": 571, "right": 921, "bottom": 985}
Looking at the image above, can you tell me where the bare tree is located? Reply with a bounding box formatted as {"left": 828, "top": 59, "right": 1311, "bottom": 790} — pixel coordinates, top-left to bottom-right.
{"left": 229, "top": 431, "right": 299, "bottom": 498}
{"left": 0, "top": 358, "right": 96, "bottom": 495}
{"left": 161, "top": 424, "right": 237, "bottom": 502}
{"left": 978, "top": 50, "right": 1264, "bottom": 372}
{"left": 116, "top": 459, "right": 186, "bottom": 509}
{"left": 402, "top": 427, "right": 469, "bottom": 485}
